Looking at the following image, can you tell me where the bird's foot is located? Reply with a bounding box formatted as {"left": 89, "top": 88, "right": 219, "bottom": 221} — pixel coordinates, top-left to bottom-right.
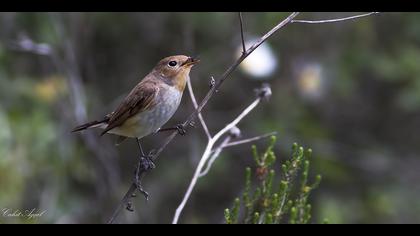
{"left": 132, "top": 154, "right": 156, "bottom": 201}
{"left": 139, "top": 154, "right": 156, "bottom": 171}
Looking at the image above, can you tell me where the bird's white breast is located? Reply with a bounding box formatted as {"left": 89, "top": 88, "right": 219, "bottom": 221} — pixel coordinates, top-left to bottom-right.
{"left": 108, "top": 85, "right": 183, "bottom": 138}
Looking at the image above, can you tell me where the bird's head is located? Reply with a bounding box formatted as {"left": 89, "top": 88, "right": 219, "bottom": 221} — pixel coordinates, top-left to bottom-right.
{"left": 153, "top": 55, "right": 200, "bottom": 91}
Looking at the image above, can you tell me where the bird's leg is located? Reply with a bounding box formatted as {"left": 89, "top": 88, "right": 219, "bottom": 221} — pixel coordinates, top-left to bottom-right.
{"left": 136, "top": 138, "right": 145, "bottom": 156}
{"left": 132, "top": 138, "right": 156, "bottom": 201}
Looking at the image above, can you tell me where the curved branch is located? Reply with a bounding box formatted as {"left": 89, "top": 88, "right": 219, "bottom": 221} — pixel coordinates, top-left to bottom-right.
{"left": 291, "top": 12, "right": 379, "bottom": 24}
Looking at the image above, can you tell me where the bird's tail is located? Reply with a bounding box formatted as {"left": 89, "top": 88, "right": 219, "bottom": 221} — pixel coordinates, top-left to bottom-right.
{"left": 71, "top": 118, "right": 108, "bottom": 133}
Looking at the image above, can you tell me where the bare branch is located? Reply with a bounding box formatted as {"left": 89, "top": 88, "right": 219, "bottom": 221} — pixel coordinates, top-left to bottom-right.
{"left": 183, "top": 12, "right": 299, "bottom": 126}
{"left": 291, "top": 12, "right": 379, "bottom": 24}
{"left": 198, "top": 131, "right": 233, "bottom": 178}
{"left": 244, "top": 12, "right": 299, "bottom": 57}
{"left": 198, "top": 130, "right": 276, "bottom": 178}
{"left": 238, "top": 12, "right": 246, "bottom": 54}
{"left": 221, "top": 131, "right": 277, "bottom": 149}
{"left": 187, "top": 77, "right": 212, "bottom": 139}
{"left": 182, "top": 16, "right": 211, "bottom": 139}
{"left": 172, "top": 87, "right": 266, "bottom": 224}
{"left": 107, "top": 184, "right": 137, "bottom": 224}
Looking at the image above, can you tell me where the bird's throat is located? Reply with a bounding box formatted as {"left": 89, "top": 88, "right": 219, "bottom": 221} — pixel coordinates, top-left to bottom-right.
{"left": 173, "top": 70, "right": 190, "bottom": 92}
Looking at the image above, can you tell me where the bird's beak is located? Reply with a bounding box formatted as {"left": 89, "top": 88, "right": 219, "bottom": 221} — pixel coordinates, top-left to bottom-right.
{"left": 181, "top": 56, "right": 200, "bottom": 67}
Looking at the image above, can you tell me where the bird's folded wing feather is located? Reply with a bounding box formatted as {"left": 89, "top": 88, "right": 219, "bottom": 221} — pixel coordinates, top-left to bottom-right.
{"left": 101, "top": 80, "right": 159, "bottom": 136}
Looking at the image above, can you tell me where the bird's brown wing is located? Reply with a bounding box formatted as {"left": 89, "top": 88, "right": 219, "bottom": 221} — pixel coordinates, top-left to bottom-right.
{"left": 100, "top": 79, "right": 159, "bottom": 136}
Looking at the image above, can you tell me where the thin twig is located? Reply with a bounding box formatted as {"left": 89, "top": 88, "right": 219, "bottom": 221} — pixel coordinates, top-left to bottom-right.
{"left": 291, "top": 12, "right": 379, "bottom": 24}
{"left": 221, "top": 131, "right": 277, "bottom": 149}
{"left": 187, "top": 77, "right": 212, "bottom": 139}
{"left": 198, "top": 134, "right": 232, "bottom": 178}
{"left": 182, "top": 16, "right": 210, "bottom": 139}
{"left": 238, "top": 12, "right": 246, "bottom": 54}
{"left": 199, "top": 131, "right": 276, "bottom": 178}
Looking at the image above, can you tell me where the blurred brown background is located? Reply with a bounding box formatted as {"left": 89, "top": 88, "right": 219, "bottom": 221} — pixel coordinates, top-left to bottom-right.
{"left": 0, "top": 12, "right": 419, "bottom": 223}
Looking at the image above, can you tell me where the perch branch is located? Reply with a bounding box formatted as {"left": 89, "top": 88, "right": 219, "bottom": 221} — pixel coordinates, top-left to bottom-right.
{"left": 107, "top": 184, "right": 137, "bottom": 224}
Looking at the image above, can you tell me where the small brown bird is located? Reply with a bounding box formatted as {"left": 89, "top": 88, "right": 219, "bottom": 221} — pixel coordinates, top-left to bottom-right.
{"left": 72, "top": 55, "right": 199, "bottom": 147}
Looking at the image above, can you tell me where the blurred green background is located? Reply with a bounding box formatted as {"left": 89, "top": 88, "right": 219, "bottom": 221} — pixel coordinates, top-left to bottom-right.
{"left": 0, "top": 12, "right": 419, "bottom": 224}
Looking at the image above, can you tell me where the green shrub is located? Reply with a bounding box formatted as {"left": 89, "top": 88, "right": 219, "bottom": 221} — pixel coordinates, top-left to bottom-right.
{"left": 225, "top": 136, "right": 322, "bottom": 224}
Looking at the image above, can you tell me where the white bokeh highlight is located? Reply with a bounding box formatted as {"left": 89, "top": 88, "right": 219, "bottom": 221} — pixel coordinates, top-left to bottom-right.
{"left": 237, "top": 39, "right": 278, "bottom": 79}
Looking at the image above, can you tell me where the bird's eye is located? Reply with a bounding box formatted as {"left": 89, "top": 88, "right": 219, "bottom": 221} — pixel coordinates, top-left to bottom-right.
{"left": 168, "top": 61, "right": 177, "bottom": 67}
